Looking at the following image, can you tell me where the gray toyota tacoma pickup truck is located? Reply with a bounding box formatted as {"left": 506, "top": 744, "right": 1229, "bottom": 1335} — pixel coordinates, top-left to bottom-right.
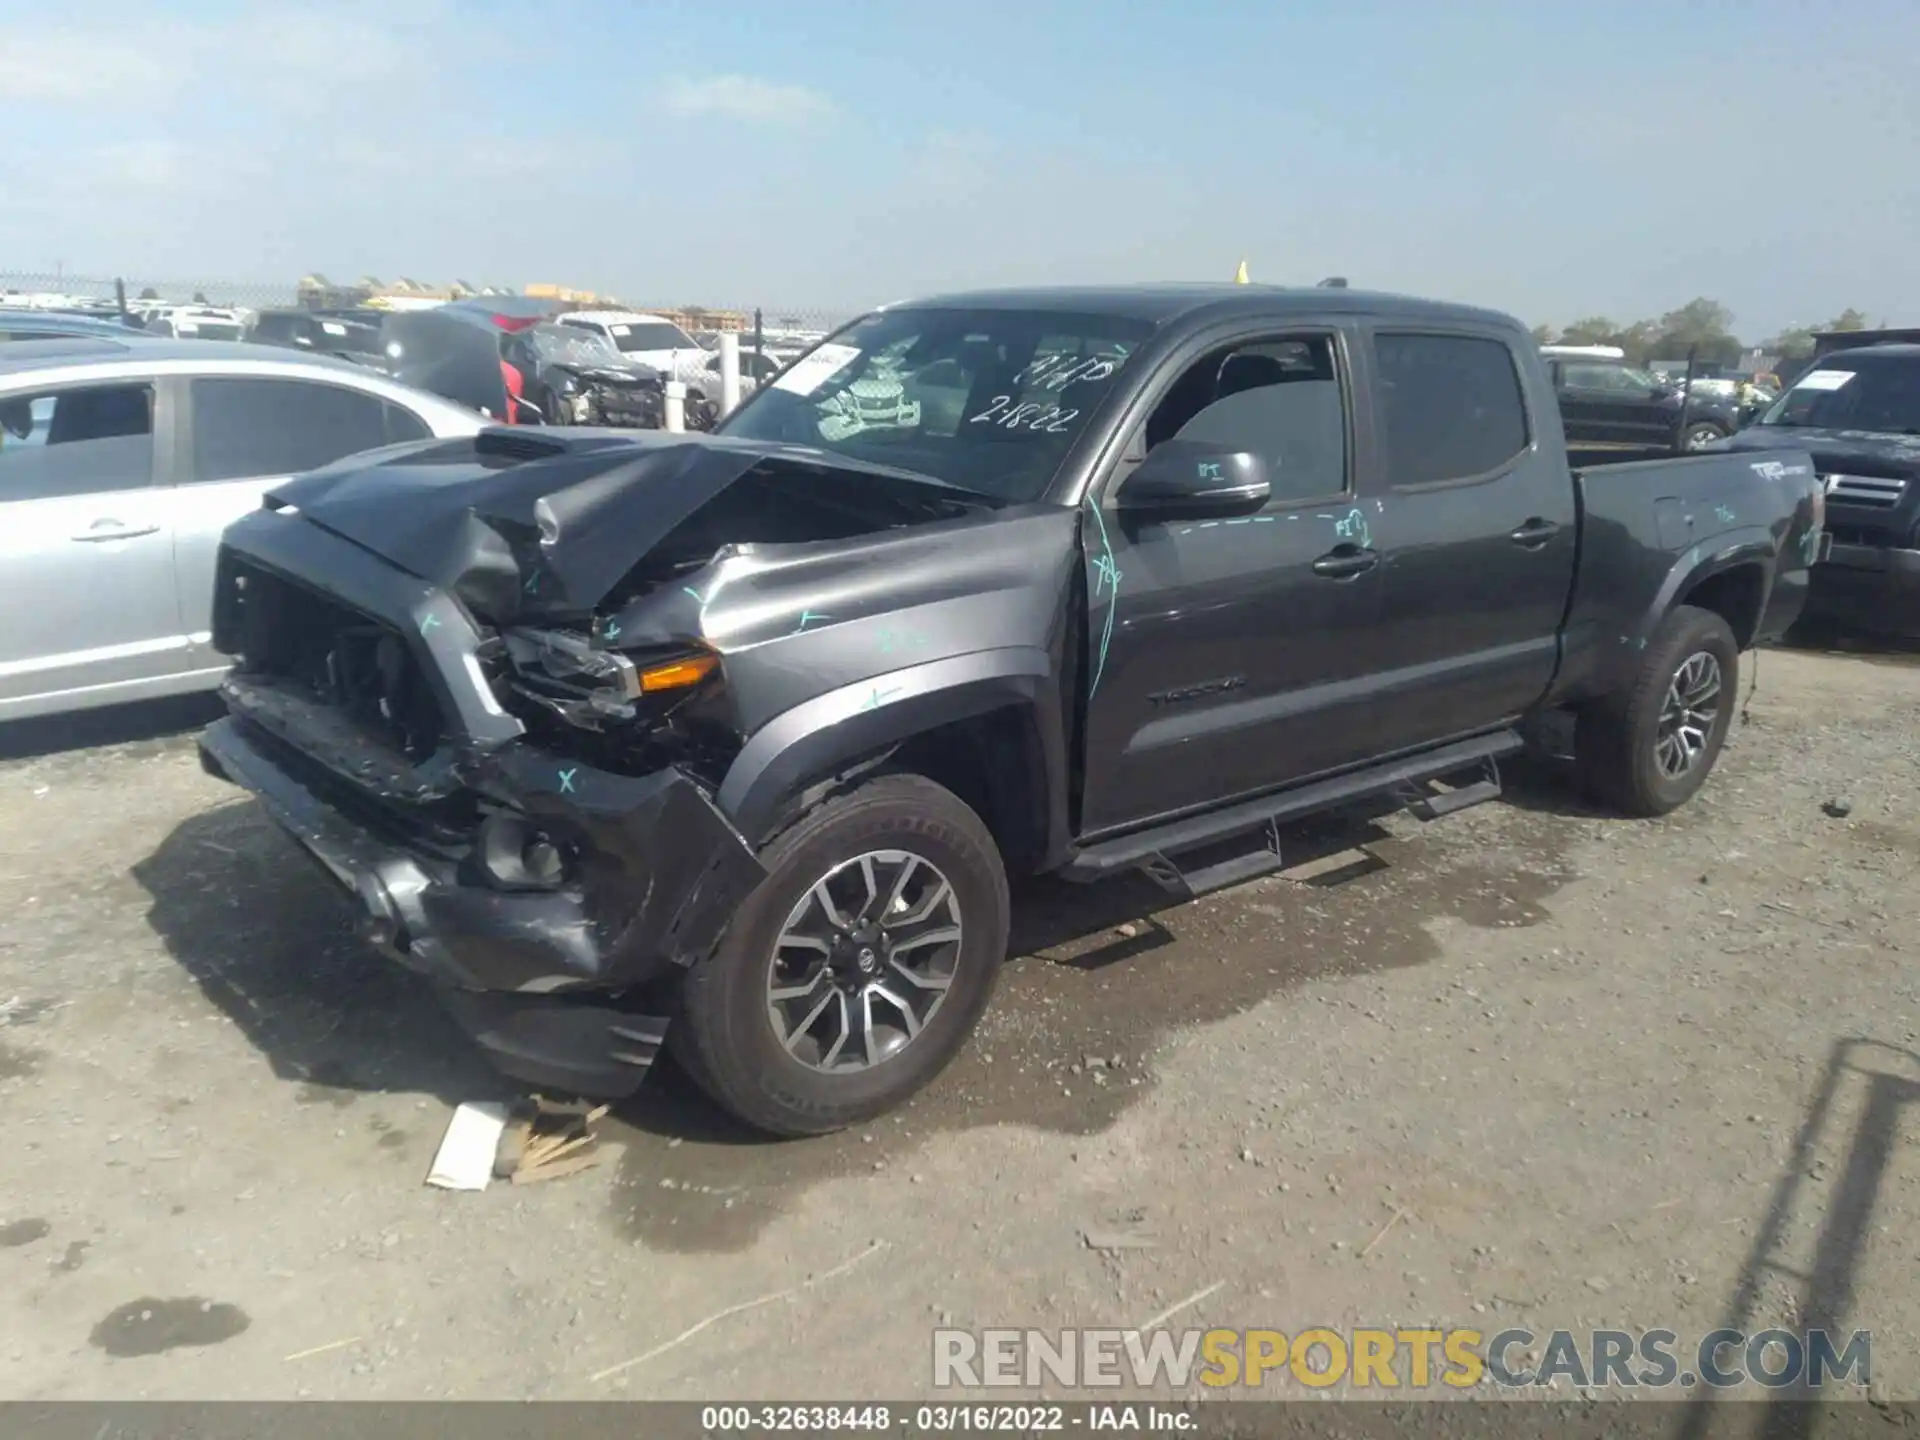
{"left": 197, "top": 285, "right": 1823, "bottom": 1136}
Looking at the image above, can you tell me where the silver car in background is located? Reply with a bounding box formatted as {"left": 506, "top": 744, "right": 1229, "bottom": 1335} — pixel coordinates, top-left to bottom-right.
{"left": 0, "top": 338, "right": 485, "bottom": 721}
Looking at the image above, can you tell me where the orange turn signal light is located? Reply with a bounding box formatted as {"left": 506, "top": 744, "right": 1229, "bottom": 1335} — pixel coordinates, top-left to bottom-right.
{"left": 637, "top": 652, "right": 719, "bottom": 693}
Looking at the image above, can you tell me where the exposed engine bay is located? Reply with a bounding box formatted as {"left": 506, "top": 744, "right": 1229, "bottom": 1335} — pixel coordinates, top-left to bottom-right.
{"left": 215, "top": 429, "right": 999, "bottom": 798}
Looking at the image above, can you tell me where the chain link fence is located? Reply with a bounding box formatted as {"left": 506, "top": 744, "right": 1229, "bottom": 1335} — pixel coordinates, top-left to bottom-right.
{"left": 0, "top": 271, "right": 298, "bottom": 311}
{"left": 0, "top": 271, "right": 854, "bottom": 339}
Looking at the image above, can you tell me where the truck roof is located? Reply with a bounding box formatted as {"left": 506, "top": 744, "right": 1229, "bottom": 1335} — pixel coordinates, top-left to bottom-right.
{"left": 897, "top": 283, "right": 1522, "bottom": 332}
{"left": 1817, "top": 342, "right": 1920, "bottom": 362}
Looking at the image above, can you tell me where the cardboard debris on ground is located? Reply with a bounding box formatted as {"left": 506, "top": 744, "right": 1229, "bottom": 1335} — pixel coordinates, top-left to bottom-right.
{"left": 425, "top": 1102, "right": 510, "bottom": 1191}
{"left": 507, "top": 1097, "right": 611, "bottom": 1185}
{"left": 428, "top": 1096, "right": 611, "bottom": 1190}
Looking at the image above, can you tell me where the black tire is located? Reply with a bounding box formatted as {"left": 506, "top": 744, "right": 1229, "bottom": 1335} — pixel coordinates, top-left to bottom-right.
{"left": 1683, "top": 421, "right": 1726, "bottom": 450}
{"left": 671, "top": 774, "right": 1009, "bottom": 1137}
{"left": 1576, "top": 604, "right": 1739, "bottom": 817}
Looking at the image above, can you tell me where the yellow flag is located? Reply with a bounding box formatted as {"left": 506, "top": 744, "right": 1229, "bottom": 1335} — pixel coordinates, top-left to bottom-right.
{"left": 1233, "top": 260, "right": 1250, "bottom": 284}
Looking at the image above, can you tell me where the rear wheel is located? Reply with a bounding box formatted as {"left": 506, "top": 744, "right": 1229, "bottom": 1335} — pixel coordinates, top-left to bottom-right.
{"left": 672, "top": 774, "right": 1009, "bottom": 1137}
{"left": 1683, "top": 421, "right": 1726, "bottom": 450}
{"left": 1576, "top": 604, "right": 1739, "bottom": 816}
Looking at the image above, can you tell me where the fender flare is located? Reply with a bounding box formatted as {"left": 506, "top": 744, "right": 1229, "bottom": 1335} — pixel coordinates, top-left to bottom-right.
{"left": 1606, "top": 530, "right": 1776, "bottom": 691}
{"left": 716, "top": 646, "right": 1065, "bottom": 846}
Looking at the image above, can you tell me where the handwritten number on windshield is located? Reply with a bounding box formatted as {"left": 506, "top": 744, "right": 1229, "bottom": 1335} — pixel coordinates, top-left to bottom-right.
{"left": 969, "top": 396, "right": 1079, "bottom": 433}
{"left": 1013, "top": 354, "right": 1118, "bottom": 390}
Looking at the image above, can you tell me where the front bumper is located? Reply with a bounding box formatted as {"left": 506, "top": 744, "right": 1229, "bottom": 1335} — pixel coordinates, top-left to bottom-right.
{"left": 1805, "top": 544, "right": 1920, "bottom": 636}
{"left": 198, "top": 716, "right": 765, "bottom": 1097}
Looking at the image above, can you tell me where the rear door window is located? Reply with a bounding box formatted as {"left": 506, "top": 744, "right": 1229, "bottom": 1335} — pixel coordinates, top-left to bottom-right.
{"left": 1373, "top": 333, "right": 1532, "bottom": 486}
{"left": 0, "top": 383, "right": 155, "bottom": 500}
{"left": 189, "top": 377, "right": 393, "bottom": 482}
{"left": 384, "top": 402, "right": 431, "bottom": 444}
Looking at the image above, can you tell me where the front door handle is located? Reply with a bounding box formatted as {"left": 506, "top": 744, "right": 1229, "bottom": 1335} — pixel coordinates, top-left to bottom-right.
{"left": 1509, "top": 518, "right": 1561, "bottom": 548}
{"left": 71, "top": 520, "right": 160, "bottom": 542}
{"left": 1311, "top": 547, "right": 1378, "bottom": 579}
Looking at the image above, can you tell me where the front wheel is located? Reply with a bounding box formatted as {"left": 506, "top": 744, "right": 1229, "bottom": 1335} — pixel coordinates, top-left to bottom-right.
{"left": 671, "top": 774, "right": 1009, "bottom": 1137}
{"left": 1576, "top": 604, "right": 1739, "bottom": 816}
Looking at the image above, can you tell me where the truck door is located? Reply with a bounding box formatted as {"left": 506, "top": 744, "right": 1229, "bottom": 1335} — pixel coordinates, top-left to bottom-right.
{"left": 1351, "top": 328, "right": 1577, "bottom": 755}
{"left": 1076, "top": 323, "right": 1391, "bottom": 837}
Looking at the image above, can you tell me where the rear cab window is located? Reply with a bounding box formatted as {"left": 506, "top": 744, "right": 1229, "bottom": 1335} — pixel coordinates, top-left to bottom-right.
{"left": 0, "top": 382, "right": 155, "bottom": 500}
{"left": 1373, "top": 332, "right": 1532, "bottom": 486}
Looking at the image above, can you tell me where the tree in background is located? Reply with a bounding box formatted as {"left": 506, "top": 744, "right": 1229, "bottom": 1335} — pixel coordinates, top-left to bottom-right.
{"left": 1647, "top": 298, "right": 1741, "bottom": 366}
{"left": 1537, "top": 299, "right": 1872, "bottom": 368}
{"left": 1761, "top": 309, "right": 1874, "bottom": 360}
{"left": 1540, "top": 316, "right": 1660, "bottom": 362}
{"left": 1557, "top": 316, "right": 1619, "bottom": 347}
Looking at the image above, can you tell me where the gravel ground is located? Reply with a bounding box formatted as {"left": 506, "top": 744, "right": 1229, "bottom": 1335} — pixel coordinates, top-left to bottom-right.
{"left": 0, "top": 640, "right": 1916, "bottom": 1404}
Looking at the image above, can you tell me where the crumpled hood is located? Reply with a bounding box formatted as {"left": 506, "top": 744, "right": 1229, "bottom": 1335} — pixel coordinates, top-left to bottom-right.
{"left": 1719, "top": 423, "right": 1920, "bottom": 478}
{"left": 554, "top": 362, "right": 661, "bottom": 387}
{"left": 264, "top": 429, "right": 823, "bottom": 622}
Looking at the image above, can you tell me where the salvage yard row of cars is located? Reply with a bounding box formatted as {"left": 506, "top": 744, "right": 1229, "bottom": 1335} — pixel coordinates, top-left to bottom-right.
{"left": 1, "top": 295, "right": 820, "bottom": 430}
{"left": 3, "top": 281, "right": 1916, "bottom": 1139}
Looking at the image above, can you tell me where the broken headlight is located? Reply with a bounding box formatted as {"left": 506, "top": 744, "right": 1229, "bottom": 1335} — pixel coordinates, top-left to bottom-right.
{"left": 500, "top": 628, "right": 718, "bottom": 727}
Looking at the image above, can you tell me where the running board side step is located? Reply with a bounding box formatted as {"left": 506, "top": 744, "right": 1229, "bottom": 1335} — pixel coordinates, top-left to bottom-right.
{"left": 1395, "top": 756, "right": 1505, "bottom": 821}
{"left": 1062, "top": 730, "right": 1522, "bottom": 899}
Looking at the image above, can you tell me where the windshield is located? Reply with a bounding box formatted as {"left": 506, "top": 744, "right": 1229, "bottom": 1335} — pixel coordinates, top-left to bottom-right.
{"left": 715, "top": 306, "right": 1155, "bottom": 502}
{"left": 1758, "top": 357, "right": 1920, "bottom": 434}
{"left": 607, "top": 321, "right": 697, "bottom": 353}
{"left": 528, "top": 324, "right": 625, "bottom": 367}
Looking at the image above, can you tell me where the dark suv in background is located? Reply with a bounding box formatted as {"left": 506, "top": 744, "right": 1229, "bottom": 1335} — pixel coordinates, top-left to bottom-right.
{"left": 246, "top": 308, "right": 387, "bottom": 364}
{"left": 1544, "top": 354, "right": 1743, "bottom": 450}
{"left": 1721, "top": 341, "right": 1920, "bottom": 637}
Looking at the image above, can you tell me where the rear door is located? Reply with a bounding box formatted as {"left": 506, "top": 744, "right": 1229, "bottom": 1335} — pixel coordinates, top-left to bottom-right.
{"left": 1353, "top": 329, "right": 1577, "bottom": 755}
{"left": 0, "top": 376, "right": 183, "bottom": 711}
{"left": 171, "top": 376, "right": 424, "bottom": 667}
{"left": 1077, "top": 322, "right": 1391, "bottom": 835}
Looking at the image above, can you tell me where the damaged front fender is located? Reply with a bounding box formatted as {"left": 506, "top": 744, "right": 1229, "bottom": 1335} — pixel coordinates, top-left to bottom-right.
{"left": 715, "top": 647, "right": 1062, "bottom": 845}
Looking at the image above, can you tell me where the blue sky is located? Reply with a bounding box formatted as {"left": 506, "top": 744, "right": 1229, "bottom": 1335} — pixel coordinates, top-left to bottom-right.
{"left": 3, "top": 0, "right": 1916, "bottom": 338}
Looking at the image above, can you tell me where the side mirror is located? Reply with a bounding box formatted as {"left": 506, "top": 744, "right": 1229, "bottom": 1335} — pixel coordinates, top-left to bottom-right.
{"left": 1117, "top": 441, "right": 1269, "bottom": 518}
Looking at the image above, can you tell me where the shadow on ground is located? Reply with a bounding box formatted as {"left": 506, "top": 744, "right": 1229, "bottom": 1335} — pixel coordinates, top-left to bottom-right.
{"left": 603, "top": 800, "right": 1586, "bottom": 1253}
{"left": 131, "top": 802, "right": 509, "bottom": 1111}
{"left": 134, "top": 762, "right": 1594, "bottom": 1254}
{"left": 1772, "top": 624, "right": 1920, "bottom": 669}
{"left": 0, "top": 694, "right": 224, "bottom": 762}
{"left": 1678, "top": 1037, "right": 1920, "bottom": 1440}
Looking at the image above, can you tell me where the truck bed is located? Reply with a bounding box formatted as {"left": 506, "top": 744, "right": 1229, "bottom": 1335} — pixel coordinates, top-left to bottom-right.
{"left": 1553, "top": 446, "right": 1821, "bottom": 706}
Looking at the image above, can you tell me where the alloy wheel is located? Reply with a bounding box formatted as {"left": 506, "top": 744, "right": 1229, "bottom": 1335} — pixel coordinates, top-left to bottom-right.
{"left": 765, "top": 849, "right": 963, "bottom": 1073}
{"left": 1655, "top": 650, "right": 1722, "bottom": 778}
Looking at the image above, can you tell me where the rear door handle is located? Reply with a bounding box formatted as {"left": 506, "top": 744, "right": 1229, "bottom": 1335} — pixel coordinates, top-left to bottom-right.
{"left": 1509, "top": 518, "right": 1561, "bottom": 548}
{"left": 1311, "top": 547, "right": 1378, "bottom": 579}
{"left": 71, "top": 520, "right": 160, "bottom": 542}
